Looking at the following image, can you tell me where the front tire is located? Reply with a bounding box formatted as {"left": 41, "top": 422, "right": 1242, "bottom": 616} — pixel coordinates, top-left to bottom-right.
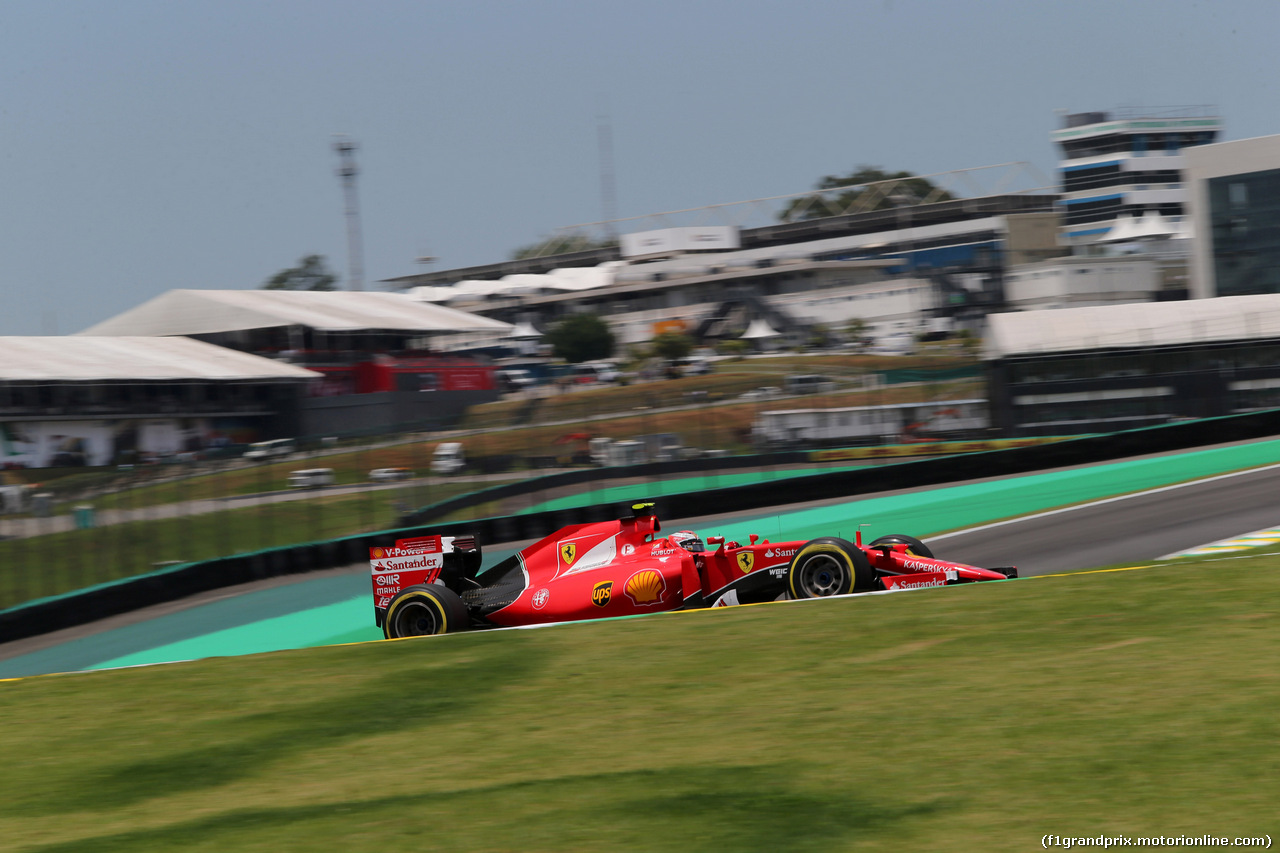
{"left": 383, "top": 584, "right": 470, "bottom": 639}
{"left": 868, "top": 534, "right": 934, "bottom": 559}
{"left": 787, "top": 538, "right": 873, "bottom": 598}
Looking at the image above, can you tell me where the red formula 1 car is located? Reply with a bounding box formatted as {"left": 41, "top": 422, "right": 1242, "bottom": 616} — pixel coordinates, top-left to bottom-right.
{"left": 370, "top": 502, "right": 1016, "bottom": 639}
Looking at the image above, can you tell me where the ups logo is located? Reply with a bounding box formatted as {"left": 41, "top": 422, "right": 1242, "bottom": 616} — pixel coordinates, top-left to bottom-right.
{"left": 560, "top": 542, "right": 577, "bottom": 565}
{"left": 736, "top": 551, "right": 755, "bottom": 574}
{"left": 592, "top": 580, "right": 613, "bottom": 607}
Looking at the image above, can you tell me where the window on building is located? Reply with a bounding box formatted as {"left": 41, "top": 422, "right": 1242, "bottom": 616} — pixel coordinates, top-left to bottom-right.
{"left": 1209, "top": 168, "right": 1280, "bottom": 297}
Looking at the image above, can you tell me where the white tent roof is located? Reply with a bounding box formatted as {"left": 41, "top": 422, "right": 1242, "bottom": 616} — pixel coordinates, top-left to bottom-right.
{"left": 1100, "top": 211, "right": 1179, "bottom": 242}
{"left": 741, "top": 319, "right": 781, "bottom": 339}
{"left": 986, "top": 294, "right": 1280, "bottom": 359}
{"left": 406, "top": 285, "right": 461, "bottom": 304}
{"left": 506, "top": 321, "right": 542, "bottom": 339}
{"left": 0, "top": 337, "right": 321, "bottom": 382}
{"left": 78, "top": 290, "right": 513, "bottom": 336}
{"left": 418, "top": 264, "right": 627, "bottom": 304}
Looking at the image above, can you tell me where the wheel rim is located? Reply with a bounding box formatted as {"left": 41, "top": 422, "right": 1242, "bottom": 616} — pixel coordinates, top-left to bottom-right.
{"left": 796, "top": 553, "right": 848, "bottom": 597}
{"left": 392, "top": 599, "right": 440, "bottom": 636}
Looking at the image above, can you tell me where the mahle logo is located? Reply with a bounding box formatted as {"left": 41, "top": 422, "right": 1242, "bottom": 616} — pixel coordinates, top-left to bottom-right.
{"left": 592, "top": 580, "right": 613, "bottom": 607}
{"left": 560, "top": 542, "right": 577, "bottom": 565}
{"left": 736, "top": 551, "right": 755, "bottom": 574}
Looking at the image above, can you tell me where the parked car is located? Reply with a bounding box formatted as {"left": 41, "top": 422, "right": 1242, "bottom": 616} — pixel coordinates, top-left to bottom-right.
{"left": 430, "top": 442, "right": 465, "bottom": 474}
{"left": 784, "top": 374, "right": 836, "bottom": 394}
{"left": 676, "top": 356, "right": 711, "bottom": 376}
{"left": 739, "top": 385, "right": 782, "bottom": 401}
{"left": 369, "top": 467, "right": 413, "bottom": 482}
{"left": 287, "top": 468, "right": 334, "bottom": 489}
{"left": 572, "top": 362, "right": 621, "bottom": 384}
{"left": 496, "top": 369, "right": 536, "bottom": 392}
{"left": 244, "top": 438, "right": 296, "bottom": 461}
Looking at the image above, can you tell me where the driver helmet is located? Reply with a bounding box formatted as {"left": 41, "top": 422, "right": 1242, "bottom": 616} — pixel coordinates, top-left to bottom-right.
{"left": 669, "top": 530, "right": 705, "bottom": 553}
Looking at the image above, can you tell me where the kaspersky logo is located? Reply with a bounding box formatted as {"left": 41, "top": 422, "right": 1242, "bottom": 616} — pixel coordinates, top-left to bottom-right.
{"left": 736, "top": 551, "right": 755, "bottom": 574}
{"left": 560, "top": 542, "right": 577, "bottom": 565}
{"left": 592, "top": 580, "right": 613, "bottom": 607}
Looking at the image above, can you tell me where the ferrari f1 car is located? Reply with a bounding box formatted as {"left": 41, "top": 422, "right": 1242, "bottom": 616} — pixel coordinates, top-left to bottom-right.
{"left": 371, "top": 503, "right": 1016, "bottom": 639}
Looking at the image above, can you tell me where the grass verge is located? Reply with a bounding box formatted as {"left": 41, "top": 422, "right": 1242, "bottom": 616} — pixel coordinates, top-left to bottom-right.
{"left": 1, "top": 556, "right": 1276, "bottom": 851}
{"left": 0, "top": 482, "right": 481, "bottom": 609}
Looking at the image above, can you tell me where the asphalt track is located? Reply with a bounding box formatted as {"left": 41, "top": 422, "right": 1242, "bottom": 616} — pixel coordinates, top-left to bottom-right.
{"left": 3, "top": 437, "right": 1280, "bottom": 678}
{"left": 927, "top": 463, "right": 1280, "bottom": 575}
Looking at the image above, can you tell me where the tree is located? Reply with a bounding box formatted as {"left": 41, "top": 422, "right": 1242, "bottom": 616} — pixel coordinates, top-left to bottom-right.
{"left": 844, "top": 317, "right": 869, "bottom": 352}
{"left": 649, "top": 332, "right": 694, "bottom": 363}
{"left": 779, "top": 166, "right": 956, "bottom": 222}
{"left": 546, "top": 313, "right": 615, "bottom": 363}
{"left": 806, "top": 323, "right": 833, "bottom": 350}
{"left": 262, "top": 255, "right": 337, "bottom": 291}
{"left": 511, "top": 234, "right": 616, "bottom": 260}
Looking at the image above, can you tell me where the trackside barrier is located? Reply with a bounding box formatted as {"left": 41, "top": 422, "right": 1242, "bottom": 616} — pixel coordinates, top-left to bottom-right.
{"left": 396, "top": 436, "right": 1082, "bottom": 528}
{"left": 3, "top": 407, "right": 1280, "bottom": 645}
{"left": 395, "top": 449, "right": 813, "bottom": 527}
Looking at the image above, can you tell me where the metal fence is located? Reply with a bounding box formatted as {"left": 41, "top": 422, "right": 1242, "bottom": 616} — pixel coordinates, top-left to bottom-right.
{"left": 0, "top": 370, "right": 986, "bottom": 611}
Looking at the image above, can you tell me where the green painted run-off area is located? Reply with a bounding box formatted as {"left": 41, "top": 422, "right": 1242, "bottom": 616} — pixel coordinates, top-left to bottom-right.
{"left": 5, "top": 438, "right": 1280, "bottom": 678}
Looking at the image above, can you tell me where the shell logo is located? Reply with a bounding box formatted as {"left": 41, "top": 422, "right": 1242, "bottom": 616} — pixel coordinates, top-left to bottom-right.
{"left": 624, "top": 569, "right": 666, "bottom": 606}
{"left": 371, "top": 548, "right": 385, "bottom": 558}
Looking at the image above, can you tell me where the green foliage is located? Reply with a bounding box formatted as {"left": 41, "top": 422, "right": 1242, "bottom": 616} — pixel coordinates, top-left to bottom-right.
{"left": 649, "top": 332, "right": 694, "bottom": 362}
{"left": 806, "top": 323, "right": 832, "bottom": 350}
{"left": 546, "top": 313, "right": 615, "bottom": 363}
{"left": 779, "top": 166, "right": 956, "bottom": 222}
{"left": 844, "top": 317, "right": 869, "bottom": 352}
{"left": 716, "top": 339, "right": 749, "bottom": 357}
{"left": 262, "top": 254, "right": 337, "bottom": 291}
{"left": 511, "top": 234, "right": 616, "bottom": 260}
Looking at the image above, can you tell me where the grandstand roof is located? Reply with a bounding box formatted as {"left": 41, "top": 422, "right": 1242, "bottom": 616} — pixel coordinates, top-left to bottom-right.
{"left": 385, "top": 193, "right": 1057, "bottom": 289}
{"left": 0, "top": 337, "right": 321, "bottom": 382}
{"left": 985, "top": 294, "right": 1280, "bottom": 359}
{"left": 78, "top": 289, "right": 513, "bottom": 336}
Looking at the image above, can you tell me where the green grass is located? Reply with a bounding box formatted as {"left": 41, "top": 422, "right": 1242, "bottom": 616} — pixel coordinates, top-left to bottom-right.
{"left": 0, "top": 482, "right": 484, "bottom": 609}
{"left": 2, "top": 557, "right": 1277, "bottom": 851}
{"left": 76, "top": 446, "right": 453, "bottom": 512}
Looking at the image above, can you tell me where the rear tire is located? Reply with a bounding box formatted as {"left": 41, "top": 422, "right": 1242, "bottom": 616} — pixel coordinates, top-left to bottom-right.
{"left": 383, "top": 584, "right": 470, "bottom": 639}
{"left": 869, "top": 534, "right": 934, "bottom": 559}
{"left": 787, "top": 538, "right": 873, "bottom": 598}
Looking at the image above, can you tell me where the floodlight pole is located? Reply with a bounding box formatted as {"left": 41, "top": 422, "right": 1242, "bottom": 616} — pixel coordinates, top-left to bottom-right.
{"left": 333, "top": 135, "right": 364, "bottom": 292}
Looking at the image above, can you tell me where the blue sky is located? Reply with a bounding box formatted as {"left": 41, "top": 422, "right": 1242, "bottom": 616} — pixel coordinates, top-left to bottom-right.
{"left": 1, "top": 0, "right": 1277, "bottom": 335}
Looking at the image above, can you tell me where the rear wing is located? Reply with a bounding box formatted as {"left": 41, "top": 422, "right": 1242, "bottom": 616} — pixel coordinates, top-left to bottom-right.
{"left": 371, "top": 536, "right": 448, "bottom": 613}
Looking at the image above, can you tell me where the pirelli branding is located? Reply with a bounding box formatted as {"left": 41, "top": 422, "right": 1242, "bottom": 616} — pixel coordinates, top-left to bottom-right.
{"left": 592, "top": 580, "right": 613, "bottom": 607}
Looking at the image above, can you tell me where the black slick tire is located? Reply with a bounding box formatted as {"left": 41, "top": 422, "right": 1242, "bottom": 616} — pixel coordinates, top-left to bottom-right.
{"left": 383, "top": 584, "right": 470, "bottom": 639}
{"left": 868, "top": 534, "right": 934, "bottom": 559}
{"left": 787, "top": 537, "right": 873, "bottom": 598}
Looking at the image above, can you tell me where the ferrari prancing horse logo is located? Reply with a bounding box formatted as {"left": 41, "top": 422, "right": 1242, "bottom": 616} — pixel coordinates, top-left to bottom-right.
{"left": 736, "top": 551, "right": 755, "bottom": 574}
{"left": 560, "top": 542, "right": 577, "bottom": 565}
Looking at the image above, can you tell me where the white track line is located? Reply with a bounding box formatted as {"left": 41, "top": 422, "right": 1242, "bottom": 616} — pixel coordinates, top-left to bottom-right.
{"left": 924, "top": 461, "right": 1280, "bottom": 544}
